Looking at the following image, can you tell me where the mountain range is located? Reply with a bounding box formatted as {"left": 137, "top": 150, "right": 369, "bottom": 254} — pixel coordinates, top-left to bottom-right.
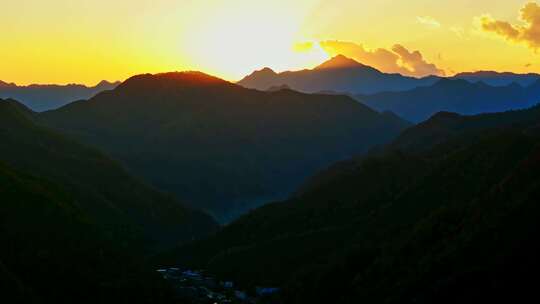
{"left": 239, "top": 56, "right": 540, "bottom": 123}
{"left": 6, "top": 58, "right": 539, "bottom": 117}
{"left": 238, "top": 55, "right": 440, "bottom": 95}
{"left": 454, "top": 71, "right": 540, "bottom": 87}
{"left": 38, "top": 71, "right": 409, "bottom": 222}
{"left": 357, "top": 78, "right": 540, "bottom": 122}
{"left": 0, "top": 80, "right": 119, "bottom": 112}
{"left": 157, "top": 103, "right": 540, "bottom": 304}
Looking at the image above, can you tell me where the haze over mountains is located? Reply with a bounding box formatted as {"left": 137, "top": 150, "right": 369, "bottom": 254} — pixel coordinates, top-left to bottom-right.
{"left": 158, "top": 103, "right": 540, "bottom": 304}
{"left": 454, "top": 71, "right": 540, "bottom": 87}
{"left": 0, "top": 80, "right": 120, "bottom": 112}
{"left": 237, "top": 55, "right": 540, "bottom": 124}
{"left": 239, "top": 56, "right": 540, "bottom": 97}
{"left": 39, "top": 71, "right": 409, "bottom": 222}
{"left": 358, "top": 78, "right": 540, "bottom": 122}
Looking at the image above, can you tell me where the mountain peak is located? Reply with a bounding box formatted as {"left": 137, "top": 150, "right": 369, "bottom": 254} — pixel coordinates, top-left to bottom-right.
{"left": 259, "top": 67, "right": 277, "bottom": 74}
{"left": 243, "top": 67, "right": 278, "bottom": 78}
{"left": 157, "top": 71, "right": 229, "bottom": 84}
{"left": 237, "top": 68, "right": 279, "bottom": 89}
{"left": 315, "top": 55, "right": 365, "bottom": 70}
{"left": 455, "top": 71, "right": 500, "bottom": 77}
{"left": 117, "top": 71, "right": 231, "bottom": 92}
{"left": 238, "top": 54, "right": 435, "bottom": 94}
{"left": 95, "top": 80, "right": 121, "bottom": 88}
{"left": 0, "top": 80, "right": 16, "bottom": 88}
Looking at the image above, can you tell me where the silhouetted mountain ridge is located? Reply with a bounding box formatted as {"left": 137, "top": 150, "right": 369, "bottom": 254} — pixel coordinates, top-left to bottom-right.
{"left": 117, "top": 71, "right": 230, "bottom": 91}
{"left": 454, "top": 70, "right": 540, "bottom": 86}
{"left": 238, "top": 55, "right": 441, "bottom": 94}
{"left": 357, "top": 78, "right": 540, "bottom": 122}
{"left": 40, "top": 71, "right": 410, "bottom": 222}
{"left": 314, "top": 54, "right": 372, "bottom": 70}
{"left": 239, "top": 56, "right": 540, "bottom": 99}
{"left": 389, "top": 104, "right": 540, "bottom": 152}
{"left": 0, "top": 80, "right": 120, "bottom": 111}
{"left": 0, "top": 80, "right": 16, "bottom": 88}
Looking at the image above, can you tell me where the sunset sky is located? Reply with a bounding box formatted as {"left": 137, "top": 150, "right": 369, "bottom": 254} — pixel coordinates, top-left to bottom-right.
{"left": 2, "top": 0, "right": 539, "bottom": 85}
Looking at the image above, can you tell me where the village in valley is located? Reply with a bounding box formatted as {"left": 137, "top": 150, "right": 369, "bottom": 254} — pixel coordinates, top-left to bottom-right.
{"left": 157, "top": 268, "right": 281, "bottom": 304}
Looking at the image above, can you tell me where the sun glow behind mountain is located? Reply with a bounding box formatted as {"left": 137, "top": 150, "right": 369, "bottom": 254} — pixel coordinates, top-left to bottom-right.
{"left": 182, "top": 2, "right": 331, "bottom": 80}
{"left": 1, "top": 0, "right": 538, "bottom": 85}
{"left": 1, "top": 0, "right": 326, "bottom": 85}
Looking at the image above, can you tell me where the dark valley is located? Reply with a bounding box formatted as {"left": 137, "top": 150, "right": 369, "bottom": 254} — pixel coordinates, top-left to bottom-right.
{"left": 157, "top": 104, "right": 540, "bottom": 304}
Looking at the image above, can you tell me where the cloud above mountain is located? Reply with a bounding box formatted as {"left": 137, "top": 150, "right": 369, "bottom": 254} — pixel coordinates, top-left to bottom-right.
{"left": 480, "top": 2, "right": 540, "bottom": 51}
{"left": 391, "top": 45, "right": 446, "bottom": 77}
{"left": 318, "top": 40, "right": 445, "bottom": 77}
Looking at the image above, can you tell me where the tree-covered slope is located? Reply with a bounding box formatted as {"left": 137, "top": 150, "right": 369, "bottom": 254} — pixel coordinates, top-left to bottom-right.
{"left": 0, "top": 161, "right": 175, "bottom": 303}
{"left": 157, "top": 105, "right": 540, "bottom": 303}
{"left": 388, "top": 104, "right": 540, "bottom": 153}
{"left": 0, "top": 98, "right": 218, "bottom": 252}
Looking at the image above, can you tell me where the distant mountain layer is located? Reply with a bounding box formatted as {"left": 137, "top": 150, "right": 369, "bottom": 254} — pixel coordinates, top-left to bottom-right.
{"left": 158, "top": 104, "right": 540, "bottom": 304}
{"left": 239, "top": 55, "right": 540, "bottom": 97}
{"left": 357, "top": 78, "right": 540, "bottom": 122}
{"left": 388, "top": 105, "right": 540, "bottom": 153}
{"left": 39, "top": 71, "right": 410, "bottom": 222}
{"left": 0, "top": 98, "right": 218, "bottom": 251}
{"left": 454, "top": 71, "right": 540, "bottom": 87}
{"left": 0, "top": 80, "right": 16, "bottom": 87}
{"left": 238, "top": 55, "right": 440, "bottom": 95}
{"left": 0, "top": 80, "right": 120, "bottom": 111}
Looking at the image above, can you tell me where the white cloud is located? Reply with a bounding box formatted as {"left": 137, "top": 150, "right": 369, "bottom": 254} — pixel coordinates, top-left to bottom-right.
{"left": 417, "top": 16, "right": 441, "bottom": 28}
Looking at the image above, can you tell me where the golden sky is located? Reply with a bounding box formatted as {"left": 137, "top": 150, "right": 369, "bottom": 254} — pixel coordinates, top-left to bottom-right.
{"left": 1, "top": 0, "right": 539, "bottom": 85}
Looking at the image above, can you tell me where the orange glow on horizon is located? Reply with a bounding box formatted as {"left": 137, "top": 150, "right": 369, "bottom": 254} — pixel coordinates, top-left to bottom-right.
{"left": 1, "top": 0, "right": 539, "bottom": 85}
